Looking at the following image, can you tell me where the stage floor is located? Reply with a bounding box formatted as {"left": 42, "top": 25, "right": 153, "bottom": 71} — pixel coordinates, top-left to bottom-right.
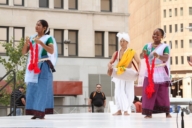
{"left": 0, "top": 113, "right": 191, "bottom": 128}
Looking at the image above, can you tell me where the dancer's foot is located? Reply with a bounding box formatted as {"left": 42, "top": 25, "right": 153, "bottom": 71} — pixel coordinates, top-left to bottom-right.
{"left": 31, "top": 116, "right": 36, "bottom": 119}
{"left": 166, "top": 114, "right": 172, "bottom": 118}
{"left": 39, "top": 117, "right": 45, "bottom": 119}
{"left": 113, "top": 110, "right": 122, "bottom": 116}
{"left": 124, "top": 111, "right": 130, "bottom": 116}
{"left": 144, "top": 115, "right": 152, "bottom": 118}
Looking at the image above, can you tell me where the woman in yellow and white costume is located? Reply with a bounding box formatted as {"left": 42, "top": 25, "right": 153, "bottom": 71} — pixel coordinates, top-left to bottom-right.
{"left": 108, "top": 32, "right": 140, "bottom": 115}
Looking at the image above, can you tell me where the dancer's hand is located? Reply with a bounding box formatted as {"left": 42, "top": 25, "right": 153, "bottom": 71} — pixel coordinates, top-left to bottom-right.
{"left": 34, "top": 38, "right": 43, "bottom": 45}
{"left": 25, "top": 36, "right": 30, "bottom": 46}
{"left": 108, "top": 63, "right": 113, "bottom": 69}
{"left": 142, "top": 50, "right": 147, "bottom": 56}
{"left": 153, "top": 52, "right": 159, "bottom": 58}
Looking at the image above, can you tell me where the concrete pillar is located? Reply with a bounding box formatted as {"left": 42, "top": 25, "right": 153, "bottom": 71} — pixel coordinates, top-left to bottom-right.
{"left": 64, "top": 29, "right": 68, "bottom": 56}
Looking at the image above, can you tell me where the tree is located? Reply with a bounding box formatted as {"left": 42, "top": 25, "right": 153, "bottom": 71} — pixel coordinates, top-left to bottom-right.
{"left": 0, "top": 39, "right": 27, "bottom": 106}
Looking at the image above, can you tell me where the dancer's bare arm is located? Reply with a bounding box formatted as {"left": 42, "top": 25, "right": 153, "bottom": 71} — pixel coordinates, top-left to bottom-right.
{"left": 153, "top": 52, "right": 169, "bottom": 62}
{"left": 108, "top": 52, "right": 117, "bottom": 69}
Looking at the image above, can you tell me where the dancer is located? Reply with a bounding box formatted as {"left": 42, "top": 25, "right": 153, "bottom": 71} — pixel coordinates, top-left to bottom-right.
{"left": 140, "top": 28, "right": 171, "bottom": 118}
{"left": 108, "top": 32, "right": 140, "bottom": 115}
{"left": 22, "top": 19, "right": 57, "bottom": 119}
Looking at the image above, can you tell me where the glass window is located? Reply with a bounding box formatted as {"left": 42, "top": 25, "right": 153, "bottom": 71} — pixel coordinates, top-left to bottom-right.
{"left": 101, "top": 0, "right": 112, "bottom": 12}
{"left": 54, "top": 30, "right": 64, "bottom": 56}
{"left": 14, "top": 0, "right": 24, "bottom": 6}
{"left": 0, "top": 27, "right": 8, "bottom": 53}
{"left": 13, "top": 27, "right": 24, "bottom": 47}
{"left": 180, "top": 7, "right": 183, "bottom": 16}
{"left": 189, "top": 7, "right": 192, "bottom": 15}
{"left": 68, "top": 30, "right": 78, "bottom": 56}
{"left": 189, "top": 39, "right": 192, "bottom": 48}
{"left": 169, "top": 9, "right": 172, "bottom": 17}
{"left": 0, "top": 0, "right": 8, "bottom": 5}
{"left": 39, "top": 0, "right": 49, "bottom": 8}
{"left": 69, "top": 0, "right": 78, "bottom": 10}
{"left": 175, "top": 40, "right": 178, "bottom": 48}
{"left": 181, "top": 40, "right": 183, "bottom": 48}
{"left": 181, "top": 24, "right": 183, "bottom": 32}
{"left": 169, "top": 25, "right": 172, "bottom": 33}
{"left": 164, "top": 25, "right": 166, "bottom": 33}
{"left": 181, "top": 56, "right": 184, "bottom": 64}
{"left": 164, "top": 10, "right": 166, "bottom": 18}
{"left": 189, "top": 23, "right": 192, "bottom": 32}
{"left": 175, "top": 24, "right": 178, "bottom": 32}
{"left": 95, "top": 32, "right": 104, "bottom": 57}
{"left": 54, "top": 0, "right": 63, "bottom": 9}
{"left": 175, "top": 56, "right": 178, "bottom": 65}
{"left": 175, "top": 8, "right": 177, "bottom": 16}
{"left": 169, "top": 41, "right": 172, "bottom": 49}
{"left": 109, "top": 32, "right": 118, "bottom": 57}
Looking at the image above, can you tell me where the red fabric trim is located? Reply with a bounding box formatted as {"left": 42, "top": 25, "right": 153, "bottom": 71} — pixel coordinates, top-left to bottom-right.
{"left": 144, "top": 55, "right": 155, "bottom": 99}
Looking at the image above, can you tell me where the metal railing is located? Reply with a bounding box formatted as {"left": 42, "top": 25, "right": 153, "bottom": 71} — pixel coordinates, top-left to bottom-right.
{"left": 0, "top": 70, "right": 16, "bottom": 116}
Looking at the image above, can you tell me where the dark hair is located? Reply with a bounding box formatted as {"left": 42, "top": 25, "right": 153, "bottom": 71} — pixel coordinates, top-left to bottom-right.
{"left": 157, "top": 28, "right": 165, "bottom": 37}
{"left": 38, "top": 19, "right": 50, "bottom": 35}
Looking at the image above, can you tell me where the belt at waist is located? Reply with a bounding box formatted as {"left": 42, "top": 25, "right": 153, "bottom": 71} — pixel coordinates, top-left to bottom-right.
{"left": 39, "top": 58, "right": 56, "bottom": 72}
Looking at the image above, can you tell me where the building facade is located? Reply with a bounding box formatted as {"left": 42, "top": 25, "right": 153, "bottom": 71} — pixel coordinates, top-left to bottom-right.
{"left": 0, "top": 0, "right": 129, "bottom": 112}
{"left": 128, "top": 0, "right": 192, "bottom": 98}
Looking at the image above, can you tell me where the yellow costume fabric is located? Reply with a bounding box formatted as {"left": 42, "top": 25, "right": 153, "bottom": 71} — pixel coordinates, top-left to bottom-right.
{"left": 116, "top": 49, "right": 135, "bottom": 75}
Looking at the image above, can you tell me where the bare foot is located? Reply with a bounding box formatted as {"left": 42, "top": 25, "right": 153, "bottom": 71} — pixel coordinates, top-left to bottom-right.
{"left": 166, "top": 114, "right": 172, "bottom": 118}
{"left": 124, "top": 111, "right": 130, "bottom": 116}
{"left": 144, "top": 115, "right": 152, "bottom": 118}
{"left": 113, "top": 110, "right": 122, "bottom": 116}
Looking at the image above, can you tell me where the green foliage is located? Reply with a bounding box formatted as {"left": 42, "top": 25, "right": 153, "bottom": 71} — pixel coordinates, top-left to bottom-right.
{"left": 0, "top": 38, "right": 27, "bottom": 106}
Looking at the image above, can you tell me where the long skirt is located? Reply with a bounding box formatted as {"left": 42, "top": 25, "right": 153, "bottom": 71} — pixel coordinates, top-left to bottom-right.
{"left": 25, "top": 62, "right": 54, "bottom": 118}
{"left": 142, "top": 77, "right": 170, "bottom": 115}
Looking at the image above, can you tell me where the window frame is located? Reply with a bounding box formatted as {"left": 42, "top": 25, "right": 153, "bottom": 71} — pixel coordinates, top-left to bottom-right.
{"left": 54, "top": 0, "right": 64, "bottom": 9}
{"left": 175, "top": 56, "right": 178, "bottom": 65}
{"left": 169, "top": 25, "right": 172, "bottom": 33}
{"left": 39, "top": 0, "right": 49, "bottom": 8}
{"left": 101, "top": 0, "right": 112, "bottom": 12}
{"left": 14, "top": 0, "right": 24, "bottom": 6}
{"left": 108, "top": 32, "right": 118, "bottom": 57}
{"left": 180, "top": 7, "right": 183, "bottom": 16}
{"left": 13, "top": 27, "right": 25, "bottom": 47}
{"left": 189, "top": 7, "right": 192, "bottom": 15}
{"left": 68, "top": 30, "right": 78, "bottom": 56}
{"left": 95, "top": 31, "right": 104, "bottom": 57}
{"left": 181, "top": 56, "right": 184, "bottom": 64}
{"left": 68, "top": 0, "right": 78, "bottom": 10}
{"left": 181, "top": 40, "right": 183, "bottom": 48}
{"left": 54, "top": 29, "right": 64, "bottom": 56}
{"left": 181, "top": 24, "right": 183, "bottom": 32}
{"left": 0, "top": 26, "right": 9, "bottom": 54}
{"left": 189, "top": 39, "right": 192, "bottom": 48}
{"left": 0, "top": 0, "right": 8, "bottom": 5}
{"left": 175, "top": 8, "right": 177, "bottom": 16}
